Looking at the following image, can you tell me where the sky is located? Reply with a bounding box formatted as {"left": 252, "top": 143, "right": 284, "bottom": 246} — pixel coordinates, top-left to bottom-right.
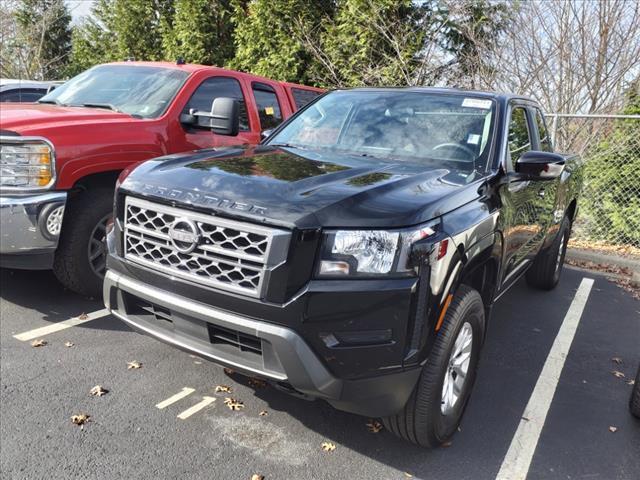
{"left": 65, "top": 0, "right": 94, "bottom": 24}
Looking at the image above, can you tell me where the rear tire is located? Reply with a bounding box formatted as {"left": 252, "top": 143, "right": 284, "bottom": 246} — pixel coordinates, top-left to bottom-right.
{"left": 630, "top": 365, "right": 640, "bottom": 419}
{"left": 53, "top": 188, "right": 113, "bottom": 298}
{"left": 383, "top": 285, "right": 485, "bottom": 447}
{"left": 526, "top": 216, "right": 571, "bottom": 290}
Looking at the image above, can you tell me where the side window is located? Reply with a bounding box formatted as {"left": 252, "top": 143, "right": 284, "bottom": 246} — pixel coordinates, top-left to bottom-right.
{"left": 183, "top": 77, "right": 249, "bottom": 131}
{"left": 508, "top": 107, "right": 532, "bottom": 165}
{"left": 535, "top": 109, "right": 552, "bottom": 152}
{"left": 0, "top": 88, "right": 47, "bottom": 102}
{"left": 291, "top": 88, "right": 321, "bottom": 109}
{"left": 252, "top": 82, "right": 283, "bottom": 130}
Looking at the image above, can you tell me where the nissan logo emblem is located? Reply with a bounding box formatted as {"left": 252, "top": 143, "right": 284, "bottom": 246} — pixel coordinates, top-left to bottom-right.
{"left": 168, "top": 219, "right": 200, "bottom": 254}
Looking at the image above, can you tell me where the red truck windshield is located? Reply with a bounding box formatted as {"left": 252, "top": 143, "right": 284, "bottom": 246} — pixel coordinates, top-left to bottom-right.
{"left": 270, "top": 90, "right": 496, "bottom": 172}
{"left": 38, "top": 65, "right": 188, "bottom": 118}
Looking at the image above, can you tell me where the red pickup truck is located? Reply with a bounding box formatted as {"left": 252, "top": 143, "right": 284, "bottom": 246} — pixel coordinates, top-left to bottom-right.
{"left": 0, "top": 61, "right": 323, "bottom": 296}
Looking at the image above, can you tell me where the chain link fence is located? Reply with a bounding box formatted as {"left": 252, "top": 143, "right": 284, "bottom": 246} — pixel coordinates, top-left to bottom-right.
{"left": 547, "top": 113, "right": 640, "bottom": 257}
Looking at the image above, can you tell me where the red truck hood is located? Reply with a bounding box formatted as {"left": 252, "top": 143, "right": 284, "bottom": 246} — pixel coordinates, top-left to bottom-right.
{"left": 0, "top": 103, "right": 137, "bottom": 134}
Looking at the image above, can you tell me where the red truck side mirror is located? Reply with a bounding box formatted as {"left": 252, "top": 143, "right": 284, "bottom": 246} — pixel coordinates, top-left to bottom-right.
{"left": 209, "top": 97, "right": 239, "bottom": 136}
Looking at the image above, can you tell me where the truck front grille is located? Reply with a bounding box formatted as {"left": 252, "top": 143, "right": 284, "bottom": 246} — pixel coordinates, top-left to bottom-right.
{"left": 123, "top": 196, "right": 290, "bottom": 298}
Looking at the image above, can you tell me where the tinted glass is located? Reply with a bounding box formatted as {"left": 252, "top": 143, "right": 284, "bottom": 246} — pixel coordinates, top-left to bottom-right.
{"left": 183, "top": 76, "right": 249, "bottom": 131}
{"left": 269, "top": 90, "right": 496, "bottom": 173}
{"left": 535, "top": 109, "right": 552, "bottom": 152}
{"left": 0, "top": 89, "right": 47, "bottom": 102}
{"left": 252, "top": 83, "right": 283, "bottom": 130}
{"left": 508, "top": 107, "right": 531, "bottom": 165}
{"left": 39, "top": 65, "right": 188, "bottom": 118}
{"left": 291, "top": 88, "right": 321, "bottom": 109}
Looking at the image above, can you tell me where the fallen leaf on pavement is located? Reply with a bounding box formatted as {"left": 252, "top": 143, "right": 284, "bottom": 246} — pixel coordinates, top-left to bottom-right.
{"left": 611, "top": 357, "right": 623, "bottom": 365}
{"left": 215, "top": 385, "right": 232, "bottom": 393}
{"left": 31, "top": 339, "right": 47, "bottom": 347}
{"left": 628, "top": 379, "right": 635, "bottom": 386}
{"left": 611, "top": 370, "right": 626, "bottom": 379}
{"left": 251, "top": 475, "right": 264, "bottom": 480}
{"left": 441, "top": 441, "right": 453, "bottom": 447}
{"left": 71, "top": 414, "right": 90, "bottom": 427}
{"left": 223, "top": 368, "right": 235, "bottom": 375}
{"left": 404, "top": 474, "right": 413, "bottom": 479}
{"left": 248, "top": 378, "right": 267, "bottom": 389}
{"left": 223, "top": 397, "right": 244, "bottom": 411}
{"left": 89, "top": 385, "right": 109, "bottom": 397}
{"left": 193, "top": 361, "right": 202, "bottom": 365}
{"left": 609, "top": 426, "right": 618, "bottom": 433}
{"left": 366, "top": 420, "right": 383, "bottom": 433}
{"left": 259, "top": 410, "right": 268, "bottom": 416}
{"left": 321, "top": 441, "right": 336, "bottom": 452}
{"left": 64, "top": 341, "right": 74, "bottom": 347}
{"left": 127, "top": 361, "right": 142, "bottom": 369}
{"left": 78, "top": 313, "right": 89, "bottom": 320}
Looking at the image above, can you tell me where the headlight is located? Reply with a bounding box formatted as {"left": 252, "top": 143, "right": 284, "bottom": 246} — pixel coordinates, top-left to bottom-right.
{"left": 0, "top": 139, "right": 55, "bottom": 188}
{"left": 318, "top": 222, "right": 438, "bottom": 277}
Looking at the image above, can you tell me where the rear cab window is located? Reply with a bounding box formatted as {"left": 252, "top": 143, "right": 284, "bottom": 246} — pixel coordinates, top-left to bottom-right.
{"left": 291, "top": 88, "right": 322, "bottom": 109}
{"left": 183, "top": 76, "right": 250, "bottom": 131}
{"left": 251, "top": 82, "right": 283, "bottom": 130}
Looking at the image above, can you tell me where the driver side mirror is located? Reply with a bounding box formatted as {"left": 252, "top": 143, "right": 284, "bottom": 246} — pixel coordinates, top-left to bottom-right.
{"left": 179, "top": 97, "right": 239, "bottom": 136}
{"left": 515, "top": 151, "right": 565, "bottom": 180}
{"left": 209, "top": 97, "right": 239, "bottom": 136}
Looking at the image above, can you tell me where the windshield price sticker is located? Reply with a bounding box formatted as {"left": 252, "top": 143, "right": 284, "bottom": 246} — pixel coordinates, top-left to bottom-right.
{"left": 462, "top": 98, "right": 492, "bottom": 109}
{"left": 467, "top": 134, "right": 481, "bottom": 145}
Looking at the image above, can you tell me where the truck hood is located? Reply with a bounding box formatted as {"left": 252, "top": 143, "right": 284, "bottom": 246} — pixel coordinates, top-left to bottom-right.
{"left": 0, "top": 103, "right": 136, "bottom": 133}
{"left": 121, "top": 145, "right": 483, "bottom": 229}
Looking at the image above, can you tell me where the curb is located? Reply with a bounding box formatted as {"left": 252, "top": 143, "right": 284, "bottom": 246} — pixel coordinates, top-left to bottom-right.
{"left": 566, "top": 248, "right": 640, "bottom": 284}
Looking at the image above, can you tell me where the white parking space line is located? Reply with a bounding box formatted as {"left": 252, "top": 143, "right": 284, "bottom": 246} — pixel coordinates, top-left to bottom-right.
{"left": 12, "top": 308, "right": 111, "bottom": 342}
{"left": 155, "top": 388, "right": 196, "bottom": 410}
{"left": 496, "top": 277, "right": 594, "bottom": 480}
{"left": 176, "top": 396, "right": 216, "bottom": 420}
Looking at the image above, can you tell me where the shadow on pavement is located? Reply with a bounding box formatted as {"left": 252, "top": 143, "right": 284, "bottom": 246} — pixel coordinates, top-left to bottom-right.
{"left": 0, "top": 268, "right": 130, "bottom": 332}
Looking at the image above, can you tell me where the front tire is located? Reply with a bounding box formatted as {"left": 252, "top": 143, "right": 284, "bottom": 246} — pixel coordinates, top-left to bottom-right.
{"left": 383, "top": 285, "right": 485, "bottom": 447}
{"left": 526, "top": 216, "right": 571, "bottom": 290}
{"left": 53, "top": 188, "right": 113, "bottom": 297}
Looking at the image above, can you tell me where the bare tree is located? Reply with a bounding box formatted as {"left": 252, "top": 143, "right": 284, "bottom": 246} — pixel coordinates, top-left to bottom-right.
{"left": 488, "top": 0, "right": 640, "bottom": 114}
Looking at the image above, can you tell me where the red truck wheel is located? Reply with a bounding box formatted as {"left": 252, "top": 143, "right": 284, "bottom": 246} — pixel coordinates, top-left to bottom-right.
{"left": 53, "top": 188, "right": 113, "bottom": 298}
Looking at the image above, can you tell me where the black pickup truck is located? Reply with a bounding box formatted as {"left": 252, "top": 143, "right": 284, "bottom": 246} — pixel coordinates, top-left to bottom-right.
{"left": 103, "top": 88, "right": 582, "bottom": 447}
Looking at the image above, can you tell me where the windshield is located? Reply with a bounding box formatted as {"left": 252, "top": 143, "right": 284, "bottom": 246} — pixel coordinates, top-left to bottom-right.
{"left": 269, "top": 90, "right": 496, "bottom": 172}
{"left": 38, "top": 65, "right": 189, "bottom": 118}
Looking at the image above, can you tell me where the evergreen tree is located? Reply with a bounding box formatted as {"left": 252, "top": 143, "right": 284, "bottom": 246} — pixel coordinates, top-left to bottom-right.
{"left": 112, "top": 0, "right": 170, "bottom": 61}
{"left": 228, "top": 0, "right": 333, "bottom": 83}
{"left": 67, "top": 0, "right": 118, "bottom": 76}
{"left": 317, "top": 0, "right": 423, "bottom": 87}
{"left": 13, "top": 0, "right": 72, "bottom": 79}
{"left": 163, "top": 0, "right": 235, "bottom": 66}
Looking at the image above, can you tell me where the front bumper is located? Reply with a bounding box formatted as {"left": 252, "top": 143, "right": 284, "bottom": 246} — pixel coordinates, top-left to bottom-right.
{"left": 0, "top": 192, "right": 67, "bottom": 269}
{"left": 104, "top": 269, "right": 422, "bottom": 417}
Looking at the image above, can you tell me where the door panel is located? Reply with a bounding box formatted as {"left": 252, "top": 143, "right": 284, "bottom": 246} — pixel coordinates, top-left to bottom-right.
{"left": 499, "top": 106, "right": 546, "bottom": 288}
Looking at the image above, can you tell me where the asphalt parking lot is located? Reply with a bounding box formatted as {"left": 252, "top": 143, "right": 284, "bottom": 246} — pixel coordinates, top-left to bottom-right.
{"left": 1, "top": 266, "right": 638, "bottom": 480}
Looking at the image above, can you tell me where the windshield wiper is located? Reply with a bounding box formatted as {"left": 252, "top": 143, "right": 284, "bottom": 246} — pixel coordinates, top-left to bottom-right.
{"left": 81, "top": 102, "right": 122, "bottom": 113}
{"left": 268, "top": 143, "right": 308, "bottom": 150}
